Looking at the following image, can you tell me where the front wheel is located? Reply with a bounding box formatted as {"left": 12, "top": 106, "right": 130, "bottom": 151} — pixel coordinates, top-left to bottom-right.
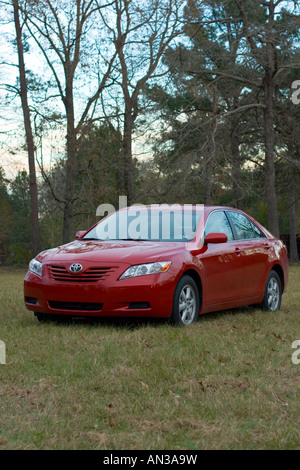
{"left": 35, "top": 313, "right": 51, "bottom": 323}
{"left": 171, "top": 275, "right": 200, "bottom": 325}
{"left": 260, "top": 270, "right": 282, "bottom": 312}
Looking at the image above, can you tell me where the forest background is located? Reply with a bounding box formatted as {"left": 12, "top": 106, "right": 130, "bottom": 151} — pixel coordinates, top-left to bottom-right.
{"left": 0, "top": 0, "right": 299, "bottom": 266}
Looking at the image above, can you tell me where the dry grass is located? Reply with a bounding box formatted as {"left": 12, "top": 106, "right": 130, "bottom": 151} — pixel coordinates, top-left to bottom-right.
{"left": 0, "top": 266, "right": 300, "bottom": 450}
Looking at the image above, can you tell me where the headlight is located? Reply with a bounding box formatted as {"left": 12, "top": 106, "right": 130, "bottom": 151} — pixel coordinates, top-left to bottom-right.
{"left": 29, "top": 258, "right": 42, "bottom": 277}
{"left": 119, "top": 261, "right": 172, "bottom": 279}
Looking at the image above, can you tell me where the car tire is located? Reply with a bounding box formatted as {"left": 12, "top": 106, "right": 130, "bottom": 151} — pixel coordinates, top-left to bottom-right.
{"left": 260, "top": 270, "right": 282, "bottom": 312}
{"left": 35, "top": 313, "right": 70, "bottom": 323}
{"left": 35, "top": 313, "right": 51, "bottom": 323}
{"left": 171, "top": 275, "right": 200, "bottom": 325}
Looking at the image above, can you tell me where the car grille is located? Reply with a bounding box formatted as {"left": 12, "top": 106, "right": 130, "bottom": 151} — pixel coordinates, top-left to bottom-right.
{"left": 48, "top": 301, "right": 103, "bottom": 311}
{"left": 48, "top": 265, "right": 115, "bottom": 282}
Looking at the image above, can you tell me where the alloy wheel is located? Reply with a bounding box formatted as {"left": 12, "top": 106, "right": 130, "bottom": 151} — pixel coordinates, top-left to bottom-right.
{"left": 267, "top": 276, "right": 280, "bottom": 311}
{"left": 178, "top": 283, "right": 197, "bottom": 325}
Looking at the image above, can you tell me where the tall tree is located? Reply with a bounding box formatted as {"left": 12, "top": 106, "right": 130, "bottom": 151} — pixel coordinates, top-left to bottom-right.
{"left": 12, "top": 0, "right": 40, "bottom": 255}
{"left": 275, "top": 69, "right": 300, "bottom": 262}
{"left": 144, "top": 0, "right": 262, "bottom": 206}
{"left": 235, "top": 0, "right": 300, "bottom": 237}
{"left": 99, "top": 0, "right": 183, "bottom": 204}
{"left": 22, "top": 0, "right": 116, "bottom": 242}
{"left": 147, "top": 0, "right": 300, "bottom": 236}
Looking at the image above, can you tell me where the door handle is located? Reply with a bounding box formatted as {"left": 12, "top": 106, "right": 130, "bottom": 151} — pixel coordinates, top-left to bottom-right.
{"left": 235, "top": 247, "right": 242, "bottom": 255}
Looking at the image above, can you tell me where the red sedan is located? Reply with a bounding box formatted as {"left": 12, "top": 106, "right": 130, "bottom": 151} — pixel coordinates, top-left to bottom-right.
{"left": 24, "top": 205, "right": 288, "bottom": 325}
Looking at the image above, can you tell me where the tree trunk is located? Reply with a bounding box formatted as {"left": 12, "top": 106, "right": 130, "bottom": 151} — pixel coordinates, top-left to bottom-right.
{"left": 263, "top": 76, "right": 279, "bottom": 238}
{"left": 230, "top": 98, "right": 242, "bottom": 209}
{"left": 203, "top": 152, "right": 213, "bottom": 205}
{"left": 123, "top": 107, "right": 134, "bottom": 206}
{"left": 13, "top": 0, "right": 40, "bottom": 256}
{"left": 63, "top": 76, "right": 76, "bottom": 243}
{"left": 263, "top": 2, "right": 279, "bottom": 238}
{"left": 203, "top": 85, "right": 218, "bottom": 205}
{"left": 288, "top": 164, "right": 299, "bottom": 263}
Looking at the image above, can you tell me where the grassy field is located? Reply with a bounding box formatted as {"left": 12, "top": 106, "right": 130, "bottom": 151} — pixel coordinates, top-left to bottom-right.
{"left": 0, "top": 266, "right": 300, "bottom": 450}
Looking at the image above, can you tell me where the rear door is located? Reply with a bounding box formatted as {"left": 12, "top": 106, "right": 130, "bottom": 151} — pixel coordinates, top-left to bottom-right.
{"left": 225, "top": 210, "right": 269, "bottom": 298}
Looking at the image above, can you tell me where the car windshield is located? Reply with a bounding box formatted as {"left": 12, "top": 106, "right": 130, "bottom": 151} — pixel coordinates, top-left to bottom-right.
{"left": 83, "top": 207, "right": 203, "bottom": 242}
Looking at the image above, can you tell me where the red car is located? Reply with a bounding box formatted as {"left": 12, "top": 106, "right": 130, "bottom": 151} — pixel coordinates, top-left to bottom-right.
{"left": 24, "top": 205, "right": 288, "bottom": 325}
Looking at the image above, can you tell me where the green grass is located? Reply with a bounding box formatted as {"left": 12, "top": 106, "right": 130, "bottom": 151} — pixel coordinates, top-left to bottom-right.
{"left": 0, "top": 266, "right": 300, "bottom": 450}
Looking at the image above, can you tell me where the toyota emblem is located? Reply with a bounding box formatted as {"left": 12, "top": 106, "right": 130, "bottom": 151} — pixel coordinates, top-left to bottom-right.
{"left": 69, "top": 263, "right": 83, "bottom": 273}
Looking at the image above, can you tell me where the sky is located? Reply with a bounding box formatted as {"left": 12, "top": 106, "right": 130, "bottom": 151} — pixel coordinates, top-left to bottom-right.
{"left": 0, "top": 2, "right": 154, "bottom": 180}
{"left": 0, "top": 0, "right": 299, "bottom": 181}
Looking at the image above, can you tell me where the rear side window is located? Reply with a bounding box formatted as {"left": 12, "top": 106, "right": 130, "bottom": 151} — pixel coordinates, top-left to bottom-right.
{"left": 204, "top": 211, "right": 234, "bottom": 241}
{"left": 228, "top": 211, "right": 265, "bottom": 240}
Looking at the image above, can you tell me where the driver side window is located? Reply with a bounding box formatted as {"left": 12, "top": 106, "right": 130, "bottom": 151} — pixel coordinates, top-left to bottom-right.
{"left": 204, "top": 211, "right": 234, "bottom": 241}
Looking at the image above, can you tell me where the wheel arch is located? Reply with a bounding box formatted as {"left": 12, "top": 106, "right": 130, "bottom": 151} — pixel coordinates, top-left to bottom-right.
{"left": 270, "top": 263, "right": 285, "bottom": 293}
{"left": 179, "top": 269, "right": 203, "bottom": 308}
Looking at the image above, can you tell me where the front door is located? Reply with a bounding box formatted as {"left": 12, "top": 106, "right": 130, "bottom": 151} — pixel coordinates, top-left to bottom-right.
{"left": 201, "top": 210, "right": 247, "bottom": 307}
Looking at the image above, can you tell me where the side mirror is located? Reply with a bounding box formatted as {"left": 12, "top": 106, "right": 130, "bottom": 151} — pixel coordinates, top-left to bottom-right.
{"left": 204, "top": 232, "right": 228, "bottom": 244}
{"left": 75, "top": 230, "right": 87, "bottom": 239}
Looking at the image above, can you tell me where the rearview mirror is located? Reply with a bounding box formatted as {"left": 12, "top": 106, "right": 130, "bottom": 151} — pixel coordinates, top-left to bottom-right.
{"left": 75, "top": 230, "right": 87, "bottom": 239}
{"left": 204, "top": 232, "right": 228, "bottom": 244}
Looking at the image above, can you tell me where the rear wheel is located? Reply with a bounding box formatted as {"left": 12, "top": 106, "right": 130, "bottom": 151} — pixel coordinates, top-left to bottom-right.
{"left": 260, "top": 270, "right": 282, "bottom": 312}
{"left": 171, "top": 275, "right": 200, "bottom": 325}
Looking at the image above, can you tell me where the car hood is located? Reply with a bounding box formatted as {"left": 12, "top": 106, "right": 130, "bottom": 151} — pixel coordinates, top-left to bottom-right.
{"left": 36, "top": 240, "right": 186, "bottom": 265}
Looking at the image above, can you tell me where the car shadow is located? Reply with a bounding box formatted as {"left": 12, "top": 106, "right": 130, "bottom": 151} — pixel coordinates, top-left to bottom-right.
{"left": 35, "top": 305, "right": 260, "bottom": 330}
{"left": 197, "top": 305, "right": 260, "bottom": 323}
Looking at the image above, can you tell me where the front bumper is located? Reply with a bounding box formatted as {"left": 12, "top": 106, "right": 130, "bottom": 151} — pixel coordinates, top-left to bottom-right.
{"left": 24, "top": 262, "right": 175, "bottom": 318}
